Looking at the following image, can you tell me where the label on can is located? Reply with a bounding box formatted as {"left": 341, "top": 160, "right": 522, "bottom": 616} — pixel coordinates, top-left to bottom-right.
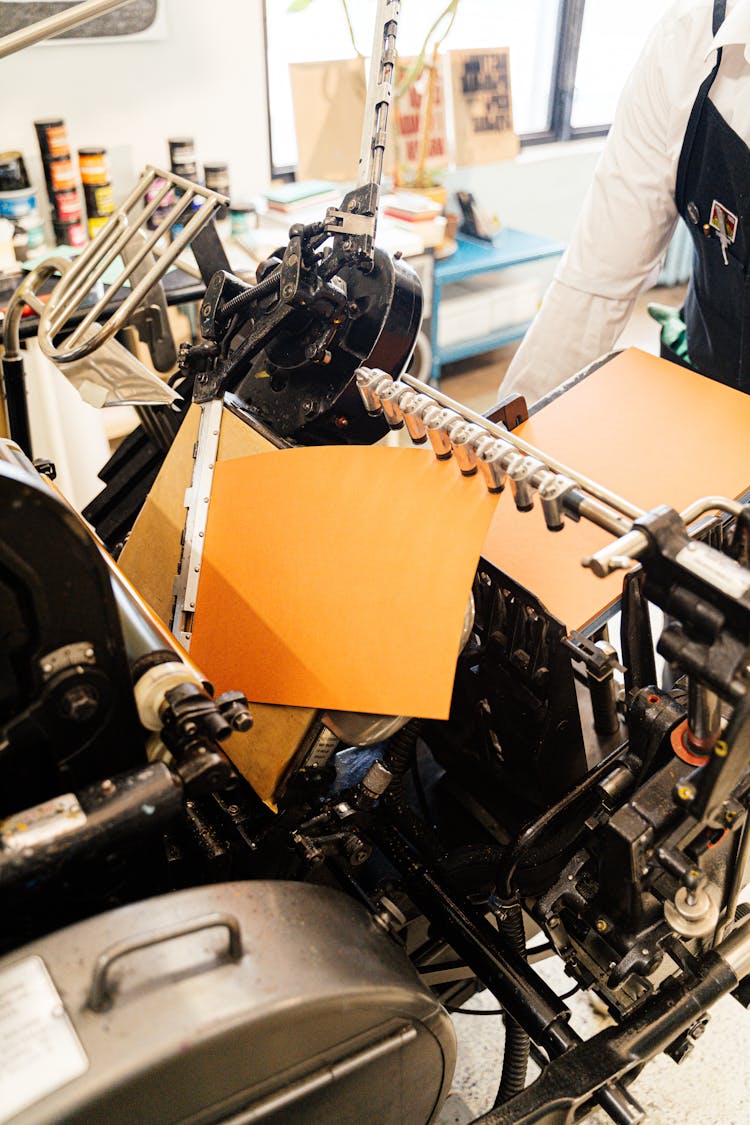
{"left": 54, "top": 189, "right": 82, "bottom": 223}
{"left": 91, "top": 184, "right": 114, "bottom": 215}
{"left": 0, "top": 956, "right": 89, "bottom": 1121}
{"left": 55, "top": 221, "right": 86, "bottom": 249}
{"left": 44, "top": 125, "right": 69, "bottom": 158}
{"left": 87, "top": 215, "right": 110, "bottom": 239}
{"left": 0, "top": 189, "right": 35, "bottom": 220}
{"left": 78, "top": 151, "right": 109, "bottom": 185}
{"left": 50, "top": 158, "right": 76, "bottom": 192}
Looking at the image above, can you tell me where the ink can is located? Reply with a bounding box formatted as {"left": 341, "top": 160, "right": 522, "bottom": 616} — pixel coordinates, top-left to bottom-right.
{"left": 53, "top": 188, "right": 82, "bottom": 224}
{"left": 78, "top": 147, "right": 110, "bottom": 186}
{"left": 48, "top": 156, "right": 76, "bottom": 193}
{"left": 53, "top": 219, "right": 86, "bottom": 249}
{"left": 0, "top": 151, "right": 30, "bottom": 192}
{"left": 34, "top": 119, "right": 70, "bottom": 160}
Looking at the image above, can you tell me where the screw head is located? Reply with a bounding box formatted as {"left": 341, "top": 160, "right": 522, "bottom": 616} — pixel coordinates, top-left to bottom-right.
{"left": 59, "top": 683, "right": 100, "bottom": 723}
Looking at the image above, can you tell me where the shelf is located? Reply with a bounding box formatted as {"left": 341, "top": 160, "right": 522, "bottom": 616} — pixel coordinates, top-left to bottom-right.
{"left": 434, "top": 229, "right": 565, "bottom": 286}
{"left": 429, "top": 227, "right": 565, "bottom": 383}
{"left": 435, "top": 322, "right": 533, "bottom": 368}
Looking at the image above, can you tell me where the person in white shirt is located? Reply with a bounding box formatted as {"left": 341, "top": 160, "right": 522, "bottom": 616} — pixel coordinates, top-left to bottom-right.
{"left": 501, "top": 0, "right": 750, "bottom": 404}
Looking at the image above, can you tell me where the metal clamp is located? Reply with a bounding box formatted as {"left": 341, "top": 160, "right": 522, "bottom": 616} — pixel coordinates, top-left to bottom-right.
{"left": 87, "top": 911, "right": 243, "bottom": 1012}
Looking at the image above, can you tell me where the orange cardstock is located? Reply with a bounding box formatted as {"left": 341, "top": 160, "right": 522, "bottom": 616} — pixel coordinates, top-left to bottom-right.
{"left": 482, "top": 348, "right": 750, "bottom": 629}
{"left": 190, "top": 445, "right": 499, "bottom": 719}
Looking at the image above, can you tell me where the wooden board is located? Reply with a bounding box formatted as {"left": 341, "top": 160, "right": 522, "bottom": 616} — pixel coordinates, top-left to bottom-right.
{"left": 483, "top": 348, "right": 750, "bottom": 630}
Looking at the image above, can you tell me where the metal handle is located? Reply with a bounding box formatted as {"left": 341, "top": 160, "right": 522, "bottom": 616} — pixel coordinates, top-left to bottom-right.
{"left": 87, "top": 910, "right": 243, "bottom": 1012}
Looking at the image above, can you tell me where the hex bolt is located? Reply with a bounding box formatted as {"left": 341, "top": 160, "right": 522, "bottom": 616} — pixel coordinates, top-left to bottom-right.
{"left": 59, "top": 683, "right": 100, "bottom": 723}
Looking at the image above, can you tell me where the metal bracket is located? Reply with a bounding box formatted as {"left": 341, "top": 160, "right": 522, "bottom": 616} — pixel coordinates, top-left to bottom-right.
{"left": 171, "top": 397, "right": 223, "bottom": 650}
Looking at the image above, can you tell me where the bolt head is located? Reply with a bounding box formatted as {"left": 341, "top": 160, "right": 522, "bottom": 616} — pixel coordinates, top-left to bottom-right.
{"left": 59, "top": 684, "right": 100, "bottom": 723}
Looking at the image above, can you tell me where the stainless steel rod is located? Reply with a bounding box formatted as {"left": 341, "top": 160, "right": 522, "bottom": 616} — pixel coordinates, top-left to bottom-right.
{"left": 401, "top": 373, "right": 645, "bottom": 521}
{"left": 357, "top": 0, "right": 399, "bottom": 187}
{"left": 0, "top": 0, "right": 132, "bottom": 59}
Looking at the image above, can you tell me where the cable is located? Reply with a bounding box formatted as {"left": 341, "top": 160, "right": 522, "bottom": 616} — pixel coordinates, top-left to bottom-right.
{"left": 446, "top": 1004, "right": 503, "bottom": 1016}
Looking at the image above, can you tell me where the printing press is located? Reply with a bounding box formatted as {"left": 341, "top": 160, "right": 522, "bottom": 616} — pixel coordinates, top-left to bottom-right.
{"left": 3, "top": 3, "right": 750, "bottom": 1124}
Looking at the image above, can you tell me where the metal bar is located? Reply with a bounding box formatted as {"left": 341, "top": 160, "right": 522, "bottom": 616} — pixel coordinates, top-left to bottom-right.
{"left": 45, "top": 179, "right": 174, "bottom": 338}
{"left": 401, "top": 373, "right": 644, "bottom": 521}
{"left": 171, "top": 398, "right": 224, "bottom": 651}
{"left": 357, "top": 0, "right": 400, "bottom": 187}
{"left": 0, "top": 0, "right": 132, "bottom": 59}
{"left": 66, "top": 188, "right": 197, "bottom": 345}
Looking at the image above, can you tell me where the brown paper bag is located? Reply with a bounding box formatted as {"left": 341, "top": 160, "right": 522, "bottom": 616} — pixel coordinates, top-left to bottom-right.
{"left": 289, "top": 59, "right": 367, "bottom": 182}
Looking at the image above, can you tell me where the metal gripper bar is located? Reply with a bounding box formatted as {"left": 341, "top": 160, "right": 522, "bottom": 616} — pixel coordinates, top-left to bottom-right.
{"left": 37, "top": 166, "right": 228, "bottom": 366}
{"left": 357, "top": 0, "right": 400, "bottom": 189}
{"left": 355, "top": 366, "right": 746, "bottom": 575}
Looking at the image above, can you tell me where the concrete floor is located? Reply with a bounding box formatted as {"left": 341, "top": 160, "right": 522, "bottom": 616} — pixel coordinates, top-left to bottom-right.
{"left": 430, "top": 287, "right": 750, "bottom": 1125}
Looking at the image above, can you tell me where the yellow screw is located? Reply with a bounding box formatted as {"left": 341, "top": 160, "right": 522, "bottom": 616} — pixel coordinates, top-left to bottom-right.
{"left": 596, "top": 918, "right": 608, "bottom": 933}
{"left": 715, "top": 740, "right": 729, "bottom": 758}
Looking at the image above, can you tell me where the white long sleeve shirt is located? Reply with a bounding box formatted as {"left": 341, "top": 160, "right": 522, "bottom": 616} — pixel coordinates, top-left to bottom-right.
{"left": 501, "top": 0, "right": 750, "bottom": 405}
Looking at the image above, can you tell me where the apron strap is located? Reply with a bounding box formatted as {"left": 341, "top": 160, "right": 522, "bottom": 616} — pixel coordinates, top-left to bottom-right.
{"left": 675, "top": 3, "right": 726, "bottom": 210}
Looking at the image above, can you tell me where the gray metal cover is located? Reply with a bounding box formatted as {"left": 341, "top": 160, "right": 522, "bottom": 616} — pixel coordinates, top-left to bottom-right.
{"left": 0, "top": 881, "right": 456, "bottom": 1124}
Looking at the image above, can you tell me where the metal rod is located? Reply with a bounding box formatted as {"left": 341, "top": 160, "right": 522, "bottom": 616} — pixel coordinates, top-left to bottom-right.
{"left": 66, "top": 187, "right": 197, "bottom": 345}
{"left": 0, "top": 0, "right": 132, "bottom": 59}
{"left": 45, "top": 180, "right": 174, "bottom": 338}
{"left": 357, "top": 0, "right": 400, "bottom": 187}
{"left": 715, "top": 813, "right": 750, "bottom": 945}
{"left": 401, "top": 373, "right": 644, "bottom": 522}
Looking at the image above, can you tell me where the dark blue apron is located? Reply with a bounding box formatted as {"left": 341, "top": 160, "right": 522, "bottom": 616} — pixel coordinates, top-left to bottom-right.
{"left": 672, "top": 0, "right": 750, "bottom": 390}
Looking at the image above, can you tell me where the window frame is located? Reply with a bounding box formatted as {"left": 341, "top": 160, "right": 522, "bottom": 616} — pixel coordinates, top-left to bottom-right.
{"left": 263, "top": 0, "right": 613, "bottom": 179}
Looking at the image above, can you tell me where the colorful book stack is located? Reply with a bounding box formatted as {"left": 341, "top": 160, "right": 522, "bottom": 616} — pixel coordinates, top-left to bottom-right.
{"left": 34, "top": 118, "right": 85, "bottom": 248}
{"left": 78, "top": 147, "right": 115, "bottom": 239}
{"left": 265, "top": 180, "right": 339, "bottom": 213}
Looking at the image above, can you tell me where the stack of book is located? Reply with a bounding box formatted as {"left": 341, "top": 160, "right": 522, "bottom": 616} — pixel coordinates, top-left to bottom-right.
{"left": 265, "top": 180, "right": 340, "bottom": 214}
{"left": 381, "top": 192, "right": 446, "bottom": 250}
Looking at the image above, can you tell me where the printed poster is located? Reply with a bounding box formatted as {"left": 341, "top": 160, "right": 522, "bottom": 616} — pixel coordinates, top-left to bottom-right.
{"left": 390, "top": 55, "right": 449, "bottom": 187}
{"left": 450, "top": 48, "right": 520, "bottom": 166}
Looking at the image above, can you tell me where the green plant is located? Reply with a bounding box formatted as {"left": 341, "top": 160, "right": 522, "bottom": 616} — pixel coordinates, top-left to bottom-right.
{"left": 287, "top": 0, "right": 461, "bottom": 98}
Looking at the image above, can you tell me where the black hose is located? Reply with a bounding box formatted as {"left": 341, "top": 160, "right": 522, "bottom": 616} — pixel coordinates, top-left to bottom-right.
{"left": 492, "top": 895, "right": 530, "bottom": 1105}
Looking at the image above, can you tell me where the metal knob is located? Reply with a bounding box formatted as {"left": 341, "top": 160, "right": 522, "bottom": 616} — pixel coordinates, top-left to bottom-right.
{"left": 538, "top": 473, "right": 575, "bottom": 532}
{"left": 508, "top": 455, "right": 544, "bottom": 512}
{"left": 477, "top": 439, "right": 511, "bottom": 493}
{"left": 423, "top": 405, "right": 460, "bottom": 460}
{"left": 448, "top": 421, "right": 486, "bottom": 476}
{"left": 400, "top": 392, "right": 432, "bottom": 444}
{"left": 355, "top": 367, "right": 387, "bottom": 414}
{"left": 378, "top": 381, "right": 406, "bottom": 429}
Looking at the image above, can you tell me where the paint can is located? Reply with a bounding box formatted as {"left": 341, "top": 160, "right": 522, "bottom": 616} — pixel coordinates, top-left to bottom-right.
{"left": 204, "top": 161, "right": 230, "bottom": 220}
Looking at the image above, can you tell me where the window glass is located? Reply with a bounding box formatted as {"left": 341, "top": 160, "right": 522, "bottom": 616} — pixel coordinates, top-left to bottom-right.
{"left": 266, "top": 0, "right": 562, "bottom": 171}
{"left": 571, "top": 0, "right": 672, "bottom": 129}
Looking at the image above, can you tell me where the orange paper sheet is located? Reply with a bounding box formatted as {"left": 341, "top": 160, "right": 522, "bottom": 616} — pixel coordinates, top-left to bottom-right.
{"left": 482, "top": 348, "right": 750, "bottom": 629}
{"left": 190, "top": 445, "right": 499, "bottom": 719}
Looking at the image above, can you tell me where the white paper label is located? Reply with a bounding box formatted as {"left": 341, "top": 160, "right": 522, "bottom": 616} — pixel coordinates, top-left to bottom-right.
{"left": 676, "top": 541, "right": 750, "bottom": 600}
{"left": 0, "top": 956, "right": 88, "bottom": 1121}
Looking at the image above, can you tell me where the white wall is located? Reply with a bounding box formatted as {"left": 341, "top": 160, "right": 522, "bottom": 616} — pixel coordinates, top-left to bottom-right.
{"left": 0, "top": 0, "right": 270, "bottom": 208}
{"left": 445, "top": 140, "right": 603, "bottom": 244}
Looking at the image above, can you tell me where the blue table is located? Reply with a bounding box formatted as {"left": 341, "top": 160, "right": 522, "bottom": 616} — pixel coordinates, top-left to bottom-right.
{"left": 430, "top": 228, "right": 565, "bottom": 383}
